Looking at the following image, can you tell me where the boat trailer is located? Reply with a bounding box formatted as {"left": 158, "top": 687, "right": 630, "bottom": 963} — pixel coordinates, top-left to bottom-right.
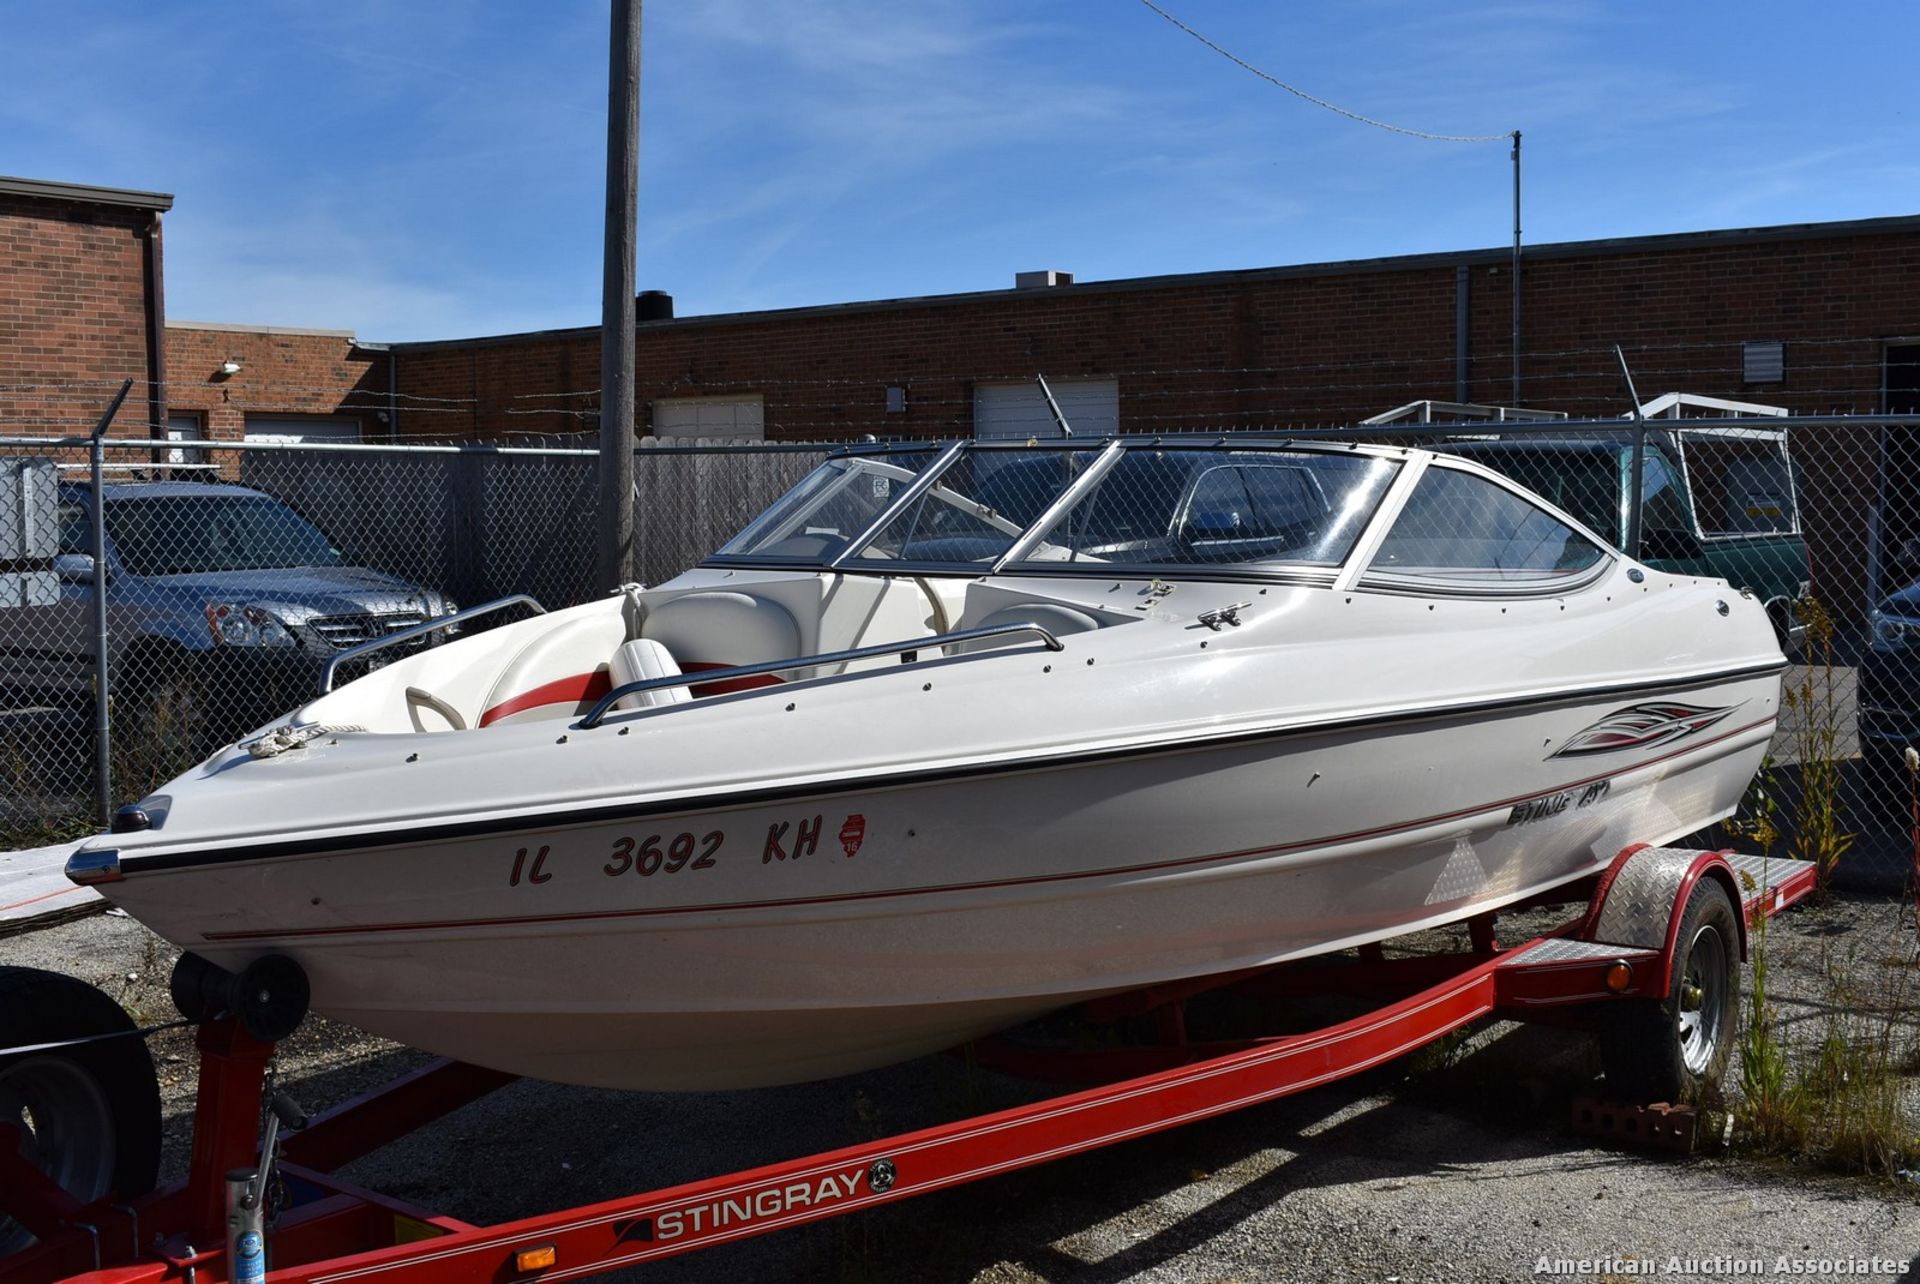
{"left": 1, "top": 845, "right": 1816, "bottom": 1284}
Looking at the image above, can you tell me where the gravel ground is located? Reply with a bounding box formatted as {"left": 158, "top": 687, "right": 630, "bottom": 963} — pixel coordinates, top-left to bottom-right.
{"left": 4, "top": 892, "right": 1919, "bottom": 1284}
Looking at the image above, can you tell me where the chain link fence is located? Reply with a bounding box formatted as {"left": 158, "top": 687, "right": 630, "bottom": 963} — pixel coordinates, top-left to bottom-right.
{"left": 1, "top": 417, "right": 1915, "bottom": 886}
{"left": 0, "top": 435, "right": 832, "bottom": 844}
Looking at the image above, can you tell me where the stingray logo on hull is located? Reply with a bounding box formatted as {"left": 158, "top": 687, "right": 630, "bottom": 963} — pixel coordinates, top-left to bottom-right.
{"left": 1550, "top": 701, "right": 1741, "bottom": 758}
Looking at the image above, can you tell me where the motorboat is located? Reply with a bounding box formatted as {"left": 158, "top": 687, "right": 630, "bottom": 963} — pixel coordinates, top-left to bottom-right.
{"left": 67, "top": 438, "right": 1786, "bottom": 1090}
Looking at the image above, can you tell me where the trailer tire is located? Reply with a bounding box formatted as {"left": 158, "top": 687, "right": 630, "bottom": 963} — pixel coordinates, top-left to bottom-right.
{"left": 1598, "top": 878, "right": 1740, "bottom": 1103}
{"left": 0, "top": 967, "right": 161, "bottom": 1257}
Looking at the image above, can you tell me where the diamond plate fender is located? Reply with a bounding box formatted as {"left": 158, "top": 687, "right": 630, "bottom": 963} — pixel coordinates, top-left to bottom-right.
{"left": 1581, "top": 845, "right": 1748, "bottom": 998}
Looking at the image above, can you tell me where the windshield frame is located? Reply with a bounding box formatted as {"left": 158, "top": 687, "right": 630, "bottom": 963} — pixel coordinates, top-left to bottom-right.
{"left": 701, "top": 438, "right": 1406, "bottom": 583}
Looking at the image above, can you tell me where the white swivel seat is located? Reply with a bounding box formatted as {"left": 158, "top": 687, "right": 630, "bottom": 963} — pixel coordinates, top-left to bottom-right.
{"left": 608, "top": 637, "right": 693, "bottom": 710}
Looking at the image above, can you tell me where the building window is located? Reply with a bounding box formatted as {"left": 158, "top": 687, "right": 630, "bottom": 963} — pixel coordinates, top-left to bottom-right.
{"left": 164, "top": 412, "right": 207, "bottom": 466}
{"left": 242, "top": 416, "right": 362, "bottom": 445}
{"left": 973, "top": 380, "right": 1118, "bottom": 440}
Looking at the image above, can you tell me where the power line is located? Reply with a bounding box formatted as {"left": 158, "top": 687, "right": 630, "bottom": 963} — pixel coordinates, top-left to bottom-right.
{"left": 1135, "top": 0, "right": 1510, "bottom": 144}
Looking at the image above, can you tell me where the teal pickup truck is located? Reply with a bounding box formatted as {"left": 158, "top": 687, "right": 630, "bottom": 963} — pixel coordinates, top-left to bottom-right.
{"left": 1446, "top": 426, "right": 1811, "bottom": 652}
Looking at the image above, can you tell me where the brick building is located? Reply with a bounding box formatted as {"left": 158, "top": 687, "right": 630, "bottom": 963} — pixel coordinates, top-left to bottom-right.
{"left": 385, "top": 214, "right": 1920, "bottom": 443}
{"left": 0, "top": 176, "right": 172, "bottom": 439}
{"left": 163, "top": 322, "right": 387, "bottom": 449}
{"left": 373, "top": 213, "right": 1919, "bottom": 618}
{"left": 0, "top": 177, "right": 385, "bottom": 451}
{"left": 7, "top": 176, "right": 1913, "bottom": 449}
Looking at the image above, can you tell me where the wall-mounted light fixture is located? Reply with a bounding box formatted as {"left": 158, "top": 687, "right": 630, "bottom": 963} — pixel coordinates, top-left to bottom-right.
{"left": 217, "top": 358, "right": 243, "bottom": 378}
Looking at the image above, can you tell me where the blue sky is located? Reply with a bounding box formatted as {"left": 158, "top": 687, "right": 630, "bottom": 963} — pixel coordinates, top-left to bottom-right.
{"left": 5, "top": 1, "right": 1916, "bottom": 343}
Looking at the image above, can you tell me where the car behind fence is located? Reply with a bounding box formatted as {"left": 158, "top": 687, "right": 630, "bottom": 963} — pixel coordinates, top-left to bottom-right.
{"left": 1, "top": 418, "right": 1915, "bottom": 884}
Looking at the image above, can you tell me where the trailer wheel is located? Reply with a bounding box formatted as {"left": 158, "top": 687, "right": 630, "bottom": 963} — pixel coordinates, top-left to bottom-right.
{"left": 1598, "top": 878, "right": 1740, "bottom": 1103}
{"left": 0, "top": 967, "right": 161, "bottom": 1257}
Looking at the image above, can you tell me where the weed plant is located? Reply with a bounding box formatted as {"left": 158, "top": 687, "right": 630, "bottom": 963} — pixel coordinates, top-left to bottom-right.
{"left": 1782, "top": 599, "right": 1852, "bottom": 895}
{"left": 1724, "top": 735, "right": 1920, "bottom": 1178}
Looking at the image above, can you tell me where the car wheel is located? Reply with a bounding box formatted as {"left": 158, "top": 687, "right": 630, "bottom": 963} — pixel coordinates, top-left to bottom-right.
{"left": 0, "top": 967, "right": 160, "bottom": 1257}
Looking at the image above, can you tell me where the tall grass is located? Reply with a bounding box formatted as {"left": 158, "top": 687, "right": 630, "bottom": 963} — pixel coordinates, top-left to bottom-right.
{"left": 1782, "top": 599, "right": 1853, "bottom": 896}
{"left": 1721, "top": 645, "right": 1919, "bottom": 1177}
{"left": 1730, "top": 777, "right": 1800, "bottom": 1147}
{"left": 1735, "top": 913, "right": 1800, "bottom": 1148}
{"left": 110, "top": 672, "right": 208, "bottom": 806}
{"left": 0, "top": 739, "right": 93, "bottom": 850}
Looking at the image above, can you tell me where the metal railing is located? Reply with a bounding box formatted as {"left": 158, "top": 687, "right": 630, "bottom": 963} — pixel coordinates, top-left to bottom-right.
{"left": 578, "top": 621, "right": 1066, "bottom": 728}
{"left": 318, "top": 595, "right": 546, "bottom": 694}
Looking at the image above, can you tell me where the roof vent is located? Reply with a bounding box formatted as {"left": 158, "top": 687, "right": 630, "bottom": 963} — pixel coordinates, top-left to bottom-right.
{"left": 637, "top": 290, "right": 674, "bottom": 322}
{"left": 1015, "top": 270, "right": 1073, "bottom": 289}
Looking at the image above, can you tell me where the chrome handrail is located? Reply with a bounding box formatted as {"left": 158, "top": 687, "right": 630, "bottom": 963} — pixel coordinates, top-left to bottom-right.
{"left": 317, "top": 594, "right": 547, "bottom": 694}
{"left": 579, "top": 620, "right": 1065, "bottom": 729}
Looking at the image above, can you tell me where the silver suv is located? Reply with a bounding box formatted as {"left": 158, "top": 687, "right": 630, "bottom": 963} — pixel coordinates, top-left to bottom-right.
{"left": 0, "top": 481, "right": 454, "bottom": 740}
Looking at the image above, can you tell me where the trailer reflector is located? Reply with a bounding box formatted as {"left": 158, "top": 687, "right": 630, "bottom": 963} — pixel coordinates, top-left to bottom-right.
{"left": 1605, "top": 961, "right": 1633, "bottom": 992}
{"left": 515, "top": 1244, "right": 558, "bottom": 1273}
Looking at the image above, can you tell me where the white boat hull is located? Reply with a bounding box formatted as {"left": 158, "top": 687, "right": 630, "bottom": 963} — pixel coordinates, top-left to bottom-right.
{"left": 101, "top": 670, "right": 1774, "bottom": 1089}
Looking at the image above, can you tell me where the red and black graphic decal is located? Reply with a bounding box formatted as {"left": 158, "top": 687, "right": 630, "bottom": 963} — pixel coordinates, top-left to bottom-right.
{"left": 1550, "top": 701, "right": 1741, "bottom": 758}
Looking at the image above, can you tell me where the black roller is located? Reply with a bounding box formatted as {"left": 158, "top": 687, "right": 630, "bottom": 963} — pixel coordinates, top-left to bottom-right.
{"left": 233, "top": 954, "right": 311, "bottom": 1043}
{"left": 168, "top": 951, "right": 225, "bottom": 1024}
{"left": 167, "top": 952, "right": 311, "bottom": 1043}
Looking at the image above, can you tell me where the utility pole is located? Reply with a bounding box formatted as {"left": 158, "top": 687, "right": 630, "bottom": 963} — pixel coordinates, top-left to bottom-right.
{"left": 599, "top": 0, "right": 640, "bottom": 591}
{"left": 1510, "top": 130, "right": 1522, "bottom": 406}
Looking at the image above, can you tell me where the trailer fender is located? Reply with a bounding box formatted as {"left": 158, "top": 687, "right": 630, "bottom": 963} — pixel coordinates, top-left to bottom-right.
{"left": 1582, "top": 846, "right": 1747, "bottom": 1000}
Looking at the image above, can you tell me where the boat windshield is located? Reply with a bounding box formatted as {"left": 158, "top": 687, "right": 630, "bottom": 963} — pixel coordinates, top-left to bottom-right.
{"left": 709, "top": 443, "right": 1401, "bottom": 576}
{"left": 714, "top": 449, "right": 946, "bottom": 563}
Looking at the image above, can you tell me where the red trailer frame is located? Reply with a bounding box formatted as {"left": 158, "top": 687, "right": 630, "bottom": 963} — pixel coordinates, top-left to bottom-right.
{"left": 1, "top": 846, "right": 1815, "bottom": 1284}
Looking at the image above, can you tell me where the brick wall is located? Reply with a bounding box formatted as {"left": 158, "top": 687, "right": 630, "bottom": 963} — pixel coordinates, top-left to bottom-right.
{"left": 164, "top": 324, "right": 389, "bottom": 442}
{"left": 0, "top": 190, "right": 161, "bottom": 439}
{"left": 388, "top": 218, "right": 1920, "bottom": 444}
